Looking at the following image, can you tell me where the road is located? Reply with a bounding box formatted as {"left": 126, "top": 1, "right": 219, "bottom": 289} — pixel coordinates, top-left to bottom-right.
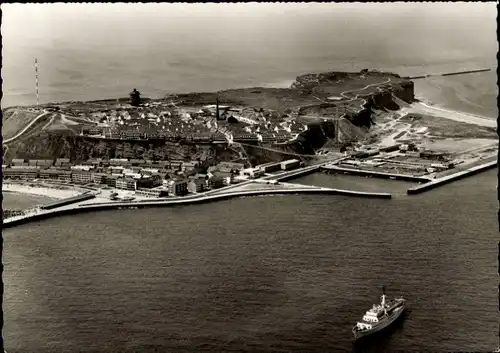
{"left": 340, "top": 77, "right": 392, "bottom": 101}
{"left": 339, "top": 77, "right": 392, "bottom": 113}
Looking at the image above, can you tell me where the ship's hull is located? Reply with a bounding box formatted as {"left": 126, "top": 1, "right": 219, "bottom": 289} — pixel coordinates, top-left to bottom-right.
{"left": 352, "top": 304, "right": 405, "bottom": 340}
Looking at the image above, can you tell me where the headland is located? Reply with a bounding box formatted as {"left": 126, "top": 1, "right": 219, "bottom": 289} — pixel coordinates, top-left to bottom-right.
{"left": 2, "top": 68, "right": 497, "bottom": 227}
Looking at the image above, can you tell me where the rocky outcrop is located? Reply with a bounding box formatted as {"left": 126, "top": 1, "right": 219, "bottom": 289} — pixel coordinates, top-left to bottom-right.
{"left": 279, "top": 118, "right": 367, "bottom": 155}
{"left": 280, "top": 71, "right": 415, "bottom": 154}
{"left": 392, "top": 80, "right": 414, "bottom": 103}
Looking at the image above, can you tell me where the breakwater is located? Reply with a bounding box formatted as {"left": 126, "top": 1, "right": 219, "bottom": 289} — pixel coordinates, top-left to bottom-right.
{"left": 2, "top": 187, "right": 391, "bottom": 229}
{"left": 321, "top": 165, "right": 430, "bottom": 183}
{"left": 441, "top": 68, "right": 490, "bottom": 77}
{"left": 407, "top": 160, "right": 497, "bottom": 195}
{"left": 406, "top": 68, "right": 491, "bottom": 80}
{"left": 406, "top": 75, "right": 427, "bottom": 80}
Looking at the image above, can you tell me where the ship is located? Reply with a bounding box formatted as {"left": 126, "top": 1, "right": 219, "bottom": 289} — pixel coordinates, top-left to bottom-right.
{"left": 352, "top": 286, "right": 406, "bottom": 340}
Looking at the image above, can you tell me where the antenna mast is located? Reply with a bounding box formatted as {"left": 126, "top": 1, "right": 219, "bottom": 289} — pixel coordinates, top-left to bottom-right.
{"left": 34, "top": 57, "right": 39, "bottom": 106}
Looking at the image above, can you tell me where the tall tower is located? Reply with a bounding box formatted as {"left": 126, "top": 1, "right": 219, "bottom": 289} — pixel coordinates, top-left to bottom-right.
{"left": 34, "top": 57, "right": 39, "bottom": 106}
{"left": 215, "top": 93, "right": 220, "bottom": 120}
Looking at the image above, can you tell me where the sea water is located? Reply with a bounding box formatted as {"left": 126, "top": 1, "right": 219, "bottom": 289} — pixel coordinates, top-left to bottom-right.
{"left": 1, "top": 3, "right": 498, "bottom": 352}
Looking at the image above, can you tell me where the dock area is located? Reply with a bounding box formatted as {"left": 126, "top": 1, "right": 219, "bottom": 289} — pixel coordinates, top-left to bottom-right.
{"left": 407, "top": 159, "right": 497, "bottom": 194}
{"left": 320, "top": 164, "right": 431, "bottom": 183}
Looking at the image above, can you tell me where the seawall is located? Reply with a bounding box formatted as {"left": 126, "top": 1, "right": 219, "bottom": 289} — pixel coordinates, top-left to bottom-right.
{"left": 2, "top": 187, "right": 391, "bottom": 229}
{"left": 407, "top": 160, "right": 497, "bottom": 194}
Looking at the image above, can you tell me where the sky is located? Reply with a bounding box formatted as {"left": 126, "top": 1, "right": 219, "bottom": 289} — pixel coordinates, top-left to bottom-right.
{"left": 0, "top": 2, "right": 496, "bottom": 108}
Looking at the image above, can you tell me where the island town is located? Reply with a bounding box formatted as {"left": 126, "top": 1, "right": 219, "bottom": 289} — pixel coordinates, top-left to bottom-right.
{"left": 2, "top": 69, "right": 497, "bottom": 226}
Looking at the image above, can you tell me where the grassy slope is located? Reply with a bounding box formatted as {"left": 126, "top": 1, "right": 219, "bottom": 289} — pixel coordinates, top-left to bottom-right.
{"left": 2, "top": 109, "right": 41, "bottom": 140}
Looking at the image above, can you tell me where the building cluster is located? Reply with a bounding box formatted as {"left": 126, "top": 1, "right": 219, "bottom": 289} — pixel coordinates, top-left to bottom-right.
{"left": 2, "top": 158, "right": 213, "bottom": 197}
{"left": 339, "top": 143, "right": 457, "bottom": 175}
{"left": 74, "top": 101, "right": 306, "bottom": 145}
{"left": 1, "top": 157, "right": 302, "bottom": 198}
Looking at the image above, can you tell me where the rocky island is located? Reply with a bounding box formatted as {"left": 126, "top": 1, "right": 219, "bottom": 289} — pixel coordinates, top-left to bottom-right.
{"left": 2, "top": 68, "right": 497, "bottom": 227}
{"left": 3, "top": 69, "right": 417, "bottom": 164}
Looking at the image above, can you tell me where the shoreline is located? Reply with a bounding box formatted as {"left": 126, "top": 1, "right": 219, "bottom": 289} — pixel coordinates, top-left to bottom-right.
{"left": 2, "top": 186, "right": 392, "bottom": 229}
{"left": 2, "top": 155, "right": 497, "bottom": 229}
{"left": 409, "top": 102, "right": 496, "bottom": 128}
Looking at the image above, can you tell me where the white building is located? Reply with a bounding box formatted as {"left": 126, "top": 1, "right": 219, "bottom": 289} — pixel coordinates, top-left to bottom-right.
{"left": 71, "top": 165, "right": 93, "bottom": 171}
{"left": 240, "top": 167, "right": 264, "bottom": 179}
{"left": 280, "top": 159, "right": 300, "bottom": 171}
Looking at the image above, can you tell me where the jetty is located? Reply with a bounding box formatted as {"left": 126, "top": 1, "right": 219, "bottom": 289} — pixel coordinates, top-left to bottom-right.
{"left": 406, "top": 68, "right": 491, "bottom": 80}
{"left": 407, "top": 160, "right": 497, "bottom": 194}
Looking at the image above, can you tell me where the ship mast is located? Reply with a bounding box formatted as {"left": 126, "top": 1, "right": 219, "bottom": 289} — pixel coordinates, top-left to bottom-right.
{"left": 381, "top": 285, "right": 386, "bottom": 306}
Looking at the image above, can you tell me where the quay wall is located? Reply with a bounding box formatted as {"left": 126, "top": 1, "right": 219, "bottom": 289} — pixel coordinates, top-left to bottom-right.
{"left": 321, "top": 165, "right": 430, "bottom": 183}
{"left": 2, "top": 187, "right": 391, "bottom": 229}
{"left": 407, "top": 160, "right": 497, "bottom": 195}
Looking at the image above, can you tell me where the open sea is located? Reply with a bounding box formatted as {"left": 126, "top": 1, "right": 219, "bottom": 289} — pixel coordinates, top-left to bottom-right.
{"left": 1, "top": 3, "right": 499, "bottom": 352}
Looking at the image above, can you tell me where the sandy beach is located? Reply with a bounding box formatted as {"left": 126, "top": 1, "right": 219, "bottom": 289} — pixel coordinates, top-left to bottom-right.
{"left": 2, "top": 182, "right": 82, "bottom": 199}
{"left": 407, "top": 102, "right": 496, "bottom": 128}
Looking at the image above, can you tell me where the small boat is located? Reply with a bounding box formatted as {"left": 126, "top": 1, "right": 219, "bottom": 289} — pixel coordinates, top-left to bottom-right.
{"left": 352, "top": 286, "right": 406, "bottom": 340}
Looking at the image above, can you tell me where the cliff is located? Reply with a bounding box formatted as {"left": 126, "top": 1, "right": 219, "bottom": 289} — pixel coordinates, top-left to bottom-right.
{"left": 3, "top": 132, "right": 240, "bottom": 167}
{"left": 282, "top": 70, "right": 415, "bottom": 153}
{"left": 278, "top": 117, "right": 368, "bottom": 155}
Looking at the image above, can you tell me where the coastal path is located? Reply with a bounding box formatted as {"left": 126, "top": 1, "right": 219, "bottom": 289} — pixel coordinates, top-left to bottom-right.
{"left": 339, "top": 77, "right": 392, "bottom": 102}
{"left": 3, "top": 110, "right": 51, "bottom": 144}
{"left": 338, "top": 77, "right": 392, "bottom": 114}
